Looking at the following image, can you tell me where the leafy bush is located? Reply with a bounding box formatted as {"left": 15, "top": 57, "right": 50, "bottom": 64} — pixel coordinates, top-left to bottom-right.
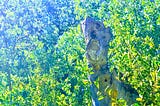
{"left": 53, "top": 26, "right": 91, "bottom": 105}
{"left": 0, "top": 71, "right": 56, "bottom": 105}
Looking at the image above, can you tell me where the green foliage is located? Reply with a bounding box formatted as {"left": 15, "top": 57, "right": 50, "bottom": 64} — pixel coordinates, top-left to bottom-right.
{"left": 74, "top": 0, "right": 110, "bottom": 20}
{"left": 0, "top": 69, "right": 56, "bottom": 105}
{"left": 0, "top": 0, "right": 159, "bottom": 105}
{"left": 108, "top": 1, "right": 160, "bottom": 105}
{"left": 0, "top": 0, "right": 77, "bottom": 77}
{"left": 0, "top": 0, "right": 88, "bottom": 105}
{"left": 75, "top": 0, "right": 160, "bottom": 105}
{"left": 53, "top": 26, "right": 91, "bottom": 105}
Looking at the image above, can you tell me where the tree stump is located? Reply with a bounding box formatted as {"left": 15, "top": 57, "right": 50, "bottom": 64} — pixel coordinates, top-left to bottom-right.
{"left": 81, "top": 17, "right": 139, "bottom": 106}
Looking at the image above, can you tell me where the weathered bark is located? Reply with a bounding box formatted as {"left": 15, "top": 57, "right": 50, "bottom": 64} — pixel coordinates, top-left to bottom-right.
{"left": 81, "top": 17, "right": 139, "bottom": 106}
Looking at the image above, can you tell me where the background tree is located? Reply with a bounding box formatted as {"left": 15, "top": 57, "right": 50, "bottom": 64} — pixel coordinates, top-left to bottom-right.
{"left": 0, "top": 0, "right": 84, "bottom": 105}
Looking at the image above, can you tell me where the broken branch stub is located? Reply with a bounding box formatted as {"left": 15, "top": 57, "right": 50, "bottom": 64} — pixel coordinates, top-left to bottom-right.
{"left": 81, "top": 17, "right": 113, "bottom": 71}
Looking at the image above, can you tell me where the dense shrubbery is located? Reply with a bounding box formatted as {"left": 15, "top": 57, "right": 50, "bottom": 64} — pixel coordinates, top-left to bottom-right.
{"left": 109, "top": 1, "right": 159, "bottom": 105}
{"left": 52, "top": 26, "right": 91, "bottom": 105}
{"left": 0, "top": 0, "right": 159, "bottom": 105}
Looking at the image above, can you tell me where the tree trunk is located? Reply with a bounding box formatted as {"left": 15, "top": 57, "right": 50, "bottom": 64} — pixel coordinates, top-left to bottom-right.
{"left": 81, "top": 17, "right": 139, "bottom": 106}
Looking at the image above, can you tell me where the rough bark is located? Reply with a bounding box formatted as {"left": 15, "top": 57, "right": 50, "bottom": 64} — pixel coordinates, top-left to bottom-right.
{"left": 81, "top": 17, "right": 139, "bottom": 106}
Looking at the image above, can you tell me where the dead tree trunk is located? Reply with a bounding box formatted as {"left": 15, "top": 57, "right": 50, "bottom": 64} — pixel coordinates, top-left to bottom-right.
{"left": 81, "top": 17, "right": 139, "bottom": 106}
